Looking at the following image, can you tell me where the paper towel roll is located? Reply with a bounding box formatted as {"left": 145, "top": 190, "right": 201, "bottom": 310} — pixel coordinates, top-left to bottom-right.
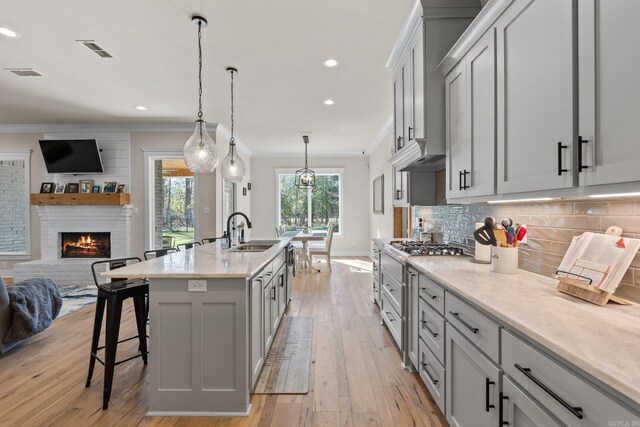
{"left": 475, "top": 222, "right": 492, "bottom": 262}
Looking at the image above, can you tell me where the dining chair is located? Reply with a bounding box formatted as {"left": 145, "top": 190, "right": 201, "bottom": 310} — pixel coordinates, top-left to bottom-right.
{"left": 177, "top": 242, "right": 202, "bottom": 251}
{"left": 144, "top": 247, "right": 179, "bottom": 260}
{"left": 309, "top": 225, "right": 335, "bottom": 272}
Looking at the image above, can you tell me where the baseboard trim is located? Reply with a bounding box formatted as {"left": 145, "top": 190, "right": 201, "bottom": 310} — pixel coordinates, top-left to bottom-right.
{"left": 147, "top": 404, "right": 252, "bottom": 417}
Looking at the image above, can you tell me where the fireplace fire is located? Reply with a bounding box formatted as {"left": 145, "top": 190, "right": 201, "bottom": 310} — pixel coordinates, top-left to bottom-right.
{"left": 61, "top": 232, "right": 111, "bottom": 258}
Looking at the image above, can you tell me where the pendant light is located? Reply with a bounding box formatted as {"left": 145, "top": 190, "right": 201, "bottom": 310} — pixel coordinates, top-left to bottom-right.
{"left": 295, "top": 135, "right": 316, "bottom": 189}
{"left": 183, "top": 15, "right": 218, "bottom": 173}
{"left": 220, "top": 67, "right": 246, "bottom": 182}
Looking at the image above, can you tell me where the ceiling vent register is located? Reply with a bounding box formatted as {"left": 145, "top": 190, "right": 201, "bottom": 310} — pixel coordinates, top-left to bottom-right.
{"left": 4, "top": 68, "right": 42, "bottom": 77}
{"left": 77, "top": 40, "right": 113, "bottom": 58}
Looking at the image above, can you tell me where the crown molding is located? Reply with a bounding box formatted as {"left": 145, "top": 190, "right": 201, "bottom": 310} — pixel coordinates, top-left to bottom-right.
{"left": 365, "top": 115, "right": 394, "bottom": 156}
{"left": 252, "top": 151, "right": 367, "bottom": 159}
{"left": 0, "top": 122, "right": 220, "bottom": 134}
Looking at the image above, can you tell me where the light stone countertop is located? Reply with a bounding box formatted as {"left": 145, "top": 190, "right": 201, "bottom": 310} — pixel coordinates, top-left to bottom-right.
{"left": 101, "top": 238, "right": 291, "bottom": 280}
{"left": 373, "top": 238, "right": 640, "bottom": 406}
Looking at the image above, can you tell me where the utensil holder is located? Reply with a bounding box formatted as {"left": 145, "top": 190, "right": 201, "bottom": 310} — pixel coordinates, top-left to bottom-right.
{"left": 491, "top": 246, "right": 519, "bottom": 274}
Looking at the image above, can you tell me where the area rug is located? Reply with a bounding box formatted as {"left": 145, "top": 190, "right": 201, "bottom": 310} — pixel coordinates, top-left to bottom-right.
{"left": 57, "top": 283, "right": 97, "bottom": 318}
{"left": 253, "top": 316, "right": 313, "bottom": 394}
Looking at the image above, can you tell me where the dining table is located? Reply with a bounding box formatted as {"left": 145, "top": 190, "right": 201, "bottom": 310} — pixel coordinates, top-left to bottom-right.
{"left": 283, "top": 230, "right": 326, "bottom": 269}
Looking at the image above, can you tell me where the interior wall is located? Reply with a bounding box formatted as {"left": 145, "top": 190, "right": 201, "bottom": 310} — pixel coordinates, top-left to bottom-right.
{"left": 250, "top": 156, "right": 370, "bottom": 255}
{"left": 368, "top": 129, "right": 395, "bottom": 243}
{"left": 0, "top": 133, "right": 44, "bottom": 269}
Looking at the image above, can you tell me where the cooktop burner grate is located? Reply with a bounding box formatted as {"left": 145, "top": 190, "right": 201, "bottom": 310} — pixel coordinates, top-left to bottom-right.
{"left": 390, "top": 240, "right": 465, "bottom": 256}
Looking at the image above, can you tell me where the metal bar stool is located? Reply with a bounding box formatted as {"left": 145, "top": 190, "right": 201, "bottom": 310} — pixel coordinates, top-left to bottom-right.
{"left": 177, "top": 242, "right": 201, "bottom": 251}
{"left": 144, "top": 247, "right": 179, "bottom": 260}
{"left": 86, "top": 258, "right": 149, "bottom": 410}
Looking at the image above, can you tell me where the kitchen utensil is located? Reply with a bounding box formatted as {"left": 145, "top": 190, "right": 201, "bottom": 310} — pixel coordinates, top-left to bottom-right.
{"left": 501, "top": 218, "right": 513, "bottom": 228}
{"left": 605, "top": 225, "right": 623, "bottom": 237}
{"left": 484, "top": 216, "right": 496, "bottom": 229}
{"left": 474, "top": 227, "right": 493, "bottom": 245}
{"left": 516, "top": 226, "right": 527, "bottom": 242}
{"left": 495, "top": 228, "right": 509, "bottom": 247}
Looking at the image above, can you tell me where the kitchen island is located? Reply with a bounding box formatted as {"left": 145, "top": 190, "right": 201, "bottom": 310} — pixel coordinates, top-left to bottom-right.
{"left": 102, "top": 239, "right": 293, "bottom": 417}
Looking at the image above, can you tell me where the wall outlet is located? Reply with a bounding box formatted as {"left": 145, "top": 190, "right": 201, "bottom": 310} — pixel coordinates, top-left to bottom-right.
{"left": 188, "top": 280, "right": 207, "bottom": 292}
{"left": 203, "top": 207, "right": 210, "bottom": 214}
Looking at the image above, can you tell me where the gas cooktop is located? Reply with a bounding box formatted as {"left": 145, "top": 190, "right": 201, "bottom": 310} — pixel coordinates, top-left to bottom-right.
{"left": 390, "top": 240, "right": 465, "bottom": 256}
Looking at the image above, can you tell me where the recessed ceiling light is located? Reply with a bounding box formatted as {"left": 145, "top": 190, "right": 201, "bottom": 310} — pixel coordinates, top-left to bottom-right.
{"left": 323, "top": 58, "right": 338, "bottom": 68}
{"left": 0, "top": 27, "right": 18, "bottom": 38}
{"left": 323, "top": 99, "right": 335, "bottom": 106}
{"left": 135, "top": 105, "right": 147, "bottom": 111}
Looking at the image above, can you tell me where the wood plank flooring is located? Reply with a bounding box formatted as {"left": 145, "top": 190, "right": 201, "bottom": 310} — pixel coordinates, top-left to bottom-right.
{"left": 0, "top": 257, "right": 447, "bottom": 427}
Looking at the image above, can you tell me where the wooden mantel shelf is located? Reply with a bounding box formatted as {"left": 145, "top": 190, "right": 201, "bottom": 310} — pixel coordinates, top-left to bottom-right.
{"left": 31, "top": 193, "right": 131, "bottom": 206}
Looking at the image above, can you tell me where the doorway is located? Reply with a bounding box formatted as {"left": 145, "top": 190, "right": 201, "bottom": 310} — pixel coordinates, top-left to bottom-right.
{"left": 144, "top": 151, "right": 198, "bottom": 250}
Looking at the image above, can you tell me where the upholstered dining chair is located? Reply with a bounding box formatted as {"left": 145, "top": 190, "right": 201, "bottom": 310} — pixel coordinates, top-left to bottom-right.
{"left": 308, "top": 225, "right": 335, "bottom": 272}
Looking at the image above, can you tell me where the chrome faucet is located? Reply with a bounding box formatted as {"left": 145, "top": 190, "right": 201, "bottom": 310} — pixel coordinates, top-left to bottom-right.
{"left": 226, "top": 212, "right": 253, "bottom": 247}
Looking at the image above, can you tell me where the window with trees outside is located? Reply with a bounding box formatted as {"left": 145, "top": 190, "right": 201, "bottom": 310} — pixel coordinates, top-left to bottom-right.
{"left": 277, "top": 170, "right": 342, "bottom": 234}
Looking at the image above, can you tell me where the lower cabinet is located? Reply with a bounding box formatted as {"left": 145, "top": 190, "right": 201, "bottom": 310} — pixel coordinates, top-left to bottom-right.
{"left": 276, "top": 266, "right": 286, "bottom": 317}
{"left": 263, "top": 279, "right": 273, "bottom": 355}
{"left": 501, "top": 376, "right": 562, "bottom": 427}
{"left": 419, "top": 337, "right": 446, "bottom": 413}
{"left": 250, "top": 275, "right": 264, "bottom": 388}
{"left": 407, "top": 267, "right": 419, "bottom": 368}
{"left": 270, "top": 281, "right": 279, "bottom": 334}
{"left": 446, "top": 323, "right": 502, "bottom": 427}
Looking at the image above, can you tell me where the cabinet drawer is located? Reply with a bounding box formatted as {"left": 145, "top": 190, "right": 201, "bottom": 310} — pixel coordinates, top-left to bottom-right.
{"left": 418, "top": 273, "right": 445, "bottom": 315}
{"left": 418, "top": 298, "right": 446, "bottom": 364}
{"left": 261, "top": 261, "right": 274, "bottom": 282}
{"left": 381, "top": 252, "right": 404, "bottom": 284}
{"left": 272, "top": 250, "right": 286, "bottom": 271}
{"left": 381, "top": 291, "right": 403, "bottom": 350}
{"left": 380, "top": 268, "right": 404, "bottom": 316}
{"left": 418, "top": 337, "right": 446, "bottom": 413}
{"left": 445, "top": 292, "right": 500, "bottom": 363}
{"left": 502, "top": 329, "right": 640, "bottom": 426}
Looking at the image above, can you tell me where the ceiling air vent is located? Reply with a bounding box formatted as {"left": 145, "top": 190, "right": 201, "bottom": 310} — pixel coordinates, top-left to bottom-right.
{"left": 77, "top": 40, "right": 113, "bottom": 58}
{"left": 4, "top": 68, "right": 43, "bottom": 77}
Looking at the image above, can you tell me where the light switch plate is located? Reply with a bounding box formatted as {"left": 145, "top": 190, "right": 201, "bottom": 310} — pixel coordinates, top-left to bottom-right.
{"left": 188, "top": 280, "right": 207, "bottom": 292}
{"left": 203, "top": 207, "right": 210, "bottom": 214}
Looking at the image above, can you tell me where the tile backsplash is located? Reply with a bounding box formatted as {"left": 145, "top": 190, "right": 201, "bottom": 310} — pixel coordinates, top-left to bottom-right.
{"left": 413, "top": 198, "right": 640, "bottom": 303}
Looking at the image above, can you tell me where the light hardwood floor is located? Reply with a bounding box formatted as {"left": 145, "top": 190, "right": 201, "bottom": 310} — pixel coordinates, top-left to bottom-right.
{"left": 0, "top": 258, "right": 447, "bottom": 427}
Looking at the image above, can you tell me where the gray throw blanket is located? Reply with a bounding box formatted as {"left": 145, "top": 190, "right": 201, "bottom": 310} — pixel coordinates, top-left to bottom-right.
{"left": 4, "top": 278, "right": 62, "bottom": 343}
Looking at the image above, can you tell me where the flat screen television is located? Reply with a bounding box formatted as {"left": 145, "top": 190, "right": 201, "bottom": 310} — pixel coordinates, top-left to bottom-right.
{"left": 39, "top": 139, "right": 104, "bottom": 174}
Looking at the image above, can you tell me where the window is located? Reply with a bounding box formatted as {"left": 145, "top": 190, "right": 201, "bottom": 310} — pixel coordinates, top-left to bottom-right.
{"left": 0, "top": 151, "right": 31, "bottom": 259}
{"left": 277, "top": 170, "right": 342, "bottom": 234}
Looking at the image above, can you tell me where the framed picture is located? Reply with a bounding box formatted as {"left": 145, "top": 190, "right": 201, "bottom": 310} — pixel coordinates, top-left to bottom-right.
{"left": 92, "top": 185, "right": 101, "bottom": 193}
{"left": 373, "top": 174, "right": 384, "bottom": 214}
{"left": 65, "top": 183, "right": 79, "bottom": 193}
{"left": 116, "top": 184, "right": 126, "bottom": 194}
{"left": 103, "top": 182, "right": 117, "bottom": 193}
{"left": 79, "top": 179, "right": 93, "bottom": 194}
{"left": 40, "top": 182, "right": 54, "bottom": 193}
{"left": 54, "top": 183, "right": 65, "bottom": 194}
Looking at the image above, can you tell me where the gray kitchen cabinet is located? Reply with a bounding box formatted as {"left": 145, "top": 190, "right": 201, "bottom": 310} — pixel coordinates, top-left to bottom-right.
{"left": 496, "top": 0, "right": 575, "bottom": 194}
{"left": 371, "top": 244, "right": 382, "bottom": 304}
{"left": 270, "top": 281, "right": 279, "bottom": 335}
{"left": 394, "top": 67, "right": 406, "bottom": 152}
{"left": 393, "top": 168, "right": 409, "bottom": 205}
{"left": 250, "top": 275, "right": 264, "bottom": 389}
{"left": 578, "top": 0, "right": 640, "bottom": 187}
{"left": 407, "top": 267, "right": 419, "bottom": 368}
{"left": 411, "top": 26, "right": 425, "bottom": 141}
{"left": 263, "top": 279, "right": 273, "bottom": 355}
{"left": 501, "top": 376, "right": 562, "bottom": 427}
{"left": 446, "top": 30, "right": 496, "bottom": 201}
{"left": 403, "top": 59, "right": 413, "bottom": 147}
{"left": 445, "top": 62, "right": 468, "bottom": 200}
{"left": 276, "top": 265, "right": 286, "bottom": 317}
{"left": 446, "top": 323, "right": 501, "bottom": 427}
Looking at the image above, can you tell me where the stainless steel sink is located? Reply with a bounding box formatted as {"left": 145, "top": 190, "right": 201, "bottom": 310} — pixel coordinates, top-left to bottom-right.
{"left": 227, "top": 241, "right": 279, "bottom": 253}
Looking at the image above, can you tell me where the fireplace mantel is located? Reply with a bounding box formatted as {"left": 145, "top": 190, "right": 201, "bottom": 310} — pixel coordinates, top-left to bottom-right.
{"left": 31, "top": 193, "right": 131, "bottom": 206}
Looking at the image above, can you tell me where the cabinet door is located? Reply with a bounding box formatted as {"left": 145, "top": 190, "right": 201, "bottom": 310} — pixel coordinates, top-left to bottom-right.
{"left": 496, "top": 0, "right": 575, "bottom": 194}
{"left": 407, "top": 268, "right": 419, "bottom": 368}
{"left": 394, "top": 70, "right": 405, "bottom": 152}
{"left": 501, "top": 376, "right": 562, "bottom": 427}
{"left": 578, "top": 0, "right": 640, "bottom": 186}
{"left": 446, "top": 324, "right": 501, "bottom": 427}
{"left": 270, "top": 283, "right": 279, "bottom": 334}
{"left": 412, "top": 24, "right": 425, "bottom": 140}
{"left": 394, "top": 168, "right": 409, "bottom": 205}
{"left": 277, "top": 269, "right": 286, "bottom": 316}
{"left": 445, "top": 62, "right": 468, "bottom": 199}
{"left": 251, "top": 277, "right": 264, "bottom": 388}
{"left": 466, "top": 30, "right": 496, "bottom": 198}
{"left": 263, "top": 283, "right": 272, "bottom": 354}
{"left": 403, "top": 60, "right": 414, "bottom": 144}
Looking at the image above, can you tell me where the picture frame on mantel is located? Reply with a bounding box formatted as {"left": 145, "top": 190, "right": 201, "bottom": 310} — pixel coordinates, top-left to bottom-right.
{"left": 373, "top": 174, "right": 384, "bottom": 214}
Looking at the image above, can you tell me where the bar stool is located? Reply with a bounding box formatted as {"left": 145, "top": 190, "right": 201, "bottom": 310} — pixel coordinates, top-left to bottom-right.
{"left": 177, "top": 241, "right": 201, "bottom": 251}
{"left": 201, "top": 237, "right": 218, "bottom": 244}
{"left": 144, "top": 247, "right": 179, "bottom": 260}
{"left": 86, "top": 258, "right": 149, "bottom": 410}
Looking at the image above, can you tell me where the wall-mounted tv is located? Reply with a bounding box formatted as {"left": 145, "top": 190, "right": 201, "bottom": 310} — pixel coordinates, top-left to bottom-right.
{"left": 39, "top": 139, "right": 104, "bottom": 174}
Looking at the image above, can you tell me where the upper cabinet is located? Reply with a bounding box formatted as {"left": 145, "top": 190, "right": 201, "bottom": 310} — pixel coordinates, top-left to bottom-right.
{"left": 496, "top": 0, "right": 575, "bottom": 194}
{"left": 578, "top": 0, "right": 640, "bottom": 186}
{"left": 441, "top": 0, "right": 640, "bottom": 202}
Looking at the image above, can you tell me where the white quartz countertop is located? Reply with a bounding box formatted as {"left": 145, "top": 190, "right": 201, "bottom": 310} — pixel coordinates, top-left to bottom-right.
{"left": 372, "top": 238, "right": 640, "bottom": 406}
{"left": 101, "top": 239, "right": 290, "bottom": 279}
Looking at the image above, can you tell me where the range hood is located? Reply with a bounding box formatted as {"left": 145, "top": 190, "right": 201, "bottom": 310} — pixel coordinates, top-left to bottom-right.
{"left": 389, "top": 138, "right": 445, "bottom": 172}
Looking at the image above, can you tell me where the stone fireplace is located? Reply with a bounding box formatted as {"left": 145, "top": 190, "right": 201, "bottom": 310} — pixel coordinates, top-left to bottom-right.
{"left": 13, "top": 205, "right": 133, "bottom": 287}
{"left": 60, "top": 232, "right": 111, "bottom": 258}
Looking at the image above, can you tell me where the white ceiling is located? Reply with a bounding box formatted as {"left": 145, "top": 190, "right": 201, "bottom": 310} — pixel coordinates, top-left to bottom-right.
{"left": 0, "top": 0, "right": 415, "bottom": 155}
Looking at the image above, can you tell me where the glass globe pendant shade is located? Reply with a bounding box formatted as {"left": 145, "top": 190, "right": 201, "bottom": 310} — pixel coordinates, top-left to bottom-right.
{"left": 221, "top": 144, "right": 246, "bottom": 182}
{"left": 184, "top": 120, "right": 218, "bottom": 173}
